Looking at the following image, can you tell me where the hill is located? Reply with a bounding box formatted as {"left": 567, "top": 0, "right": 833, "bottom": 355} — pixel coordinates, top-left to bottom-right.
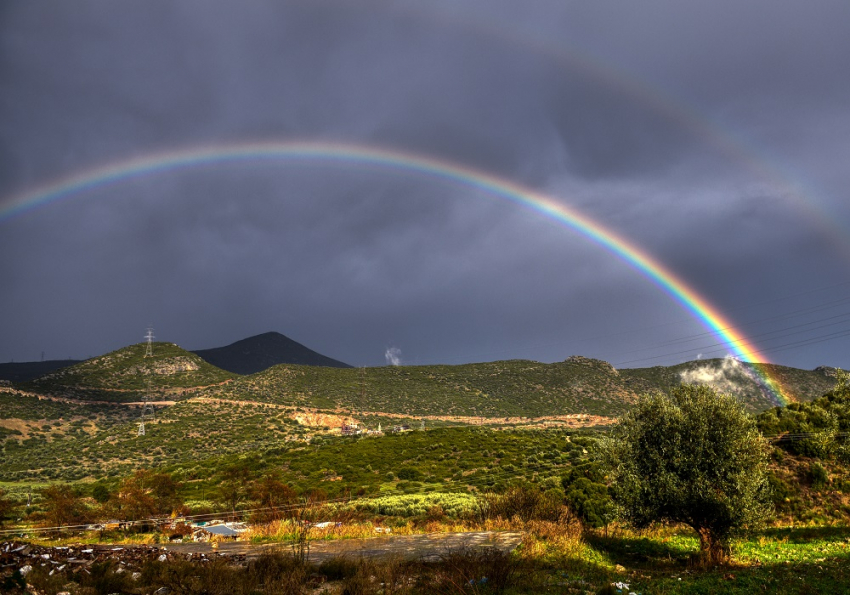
{"left": 22, "top": 342, "right": 237, "bottom": 402}
{"left": 193, "top": 355, "right": 636, "bottom": 417}
{"left": 196, "top": 355, "right": 835, "bottom": 418}
{"left": 0, "top": 359, "right": 81, "bottom": 382}
{"left": 0, "top": 353, "right": 842, "bottom": 483}
{"left": 619, "top": 357, "right": 837, "bottom": 412}
{"left": 192, "top": 331, "right": 352, "bottom": 374}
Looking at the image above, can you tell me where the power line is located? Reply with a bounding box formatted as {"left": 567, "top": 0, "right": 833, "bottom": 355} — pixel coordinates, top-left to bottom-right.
{"left": 606, "top": 296, "right": 850, "bottom": 360}
{"left": 613, "top": 309, "right": 850, "bottom": 367}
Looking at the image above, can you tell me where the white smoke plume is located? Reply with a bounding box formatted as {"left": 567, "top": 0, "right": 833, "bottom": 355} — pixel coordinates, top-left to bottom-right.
{"left": 679, "top": 355, "right": 749, "bottom": 395}
{"left": 384, "top": 347, "right": 402, "bottom": 366}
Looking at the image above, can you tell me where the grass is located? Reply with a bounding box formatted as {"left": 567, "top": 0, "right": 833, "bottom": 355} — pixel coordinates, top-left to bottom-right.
{"left": 515, "top": 523, "right": 850, "bottom": 594}
{"left": 4, "top": 505, "right": 850, "bottom": 593}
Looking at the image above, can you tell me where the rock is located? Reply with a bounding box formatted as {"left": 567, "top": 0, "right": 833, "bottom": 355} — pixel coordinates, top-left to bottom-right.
{"left": 154, "top": 587, "right": 171, "bottom": 595}
{"left": 19, "top": 564, "right": 32, "bottom": 576}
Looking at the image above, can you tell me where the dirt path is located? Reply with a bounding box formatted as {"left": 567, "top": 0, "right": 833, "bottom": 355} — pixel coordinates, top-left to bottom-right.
{"left": 188, "top": 397, "right": 614, "bottom": 428}
{"left": 166, "top": 531, "right": 523, "bottom": 563}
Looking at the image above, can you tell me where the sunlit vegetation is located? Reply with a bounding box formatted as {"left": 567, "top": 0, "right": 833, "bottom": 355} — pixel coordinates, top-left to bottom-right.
{"left": 2, "top": 351, "right": 850, "bottom": 592}
{"left": 21, "top": 342, "right": 236, "bottom": 402}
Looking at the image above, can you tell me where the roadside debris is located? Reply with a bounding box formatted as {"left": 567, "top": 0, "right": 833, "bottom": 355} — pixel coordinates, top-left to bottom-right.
{"left": 0, "top": 540, "right": 248, "bottom": 588}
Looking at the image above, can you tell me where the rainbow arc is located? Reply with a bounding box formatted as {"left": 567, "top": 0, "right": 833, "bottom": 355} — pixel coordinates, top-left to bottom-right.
{"left": 0, "top": 140, "right": 789, "bottom": 404}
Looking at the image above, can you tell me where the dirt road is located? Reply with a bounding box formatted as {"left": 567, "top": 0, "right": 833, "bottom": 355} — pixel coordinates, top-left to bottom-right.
{"left": 164, "top": 531, "right": 523, "bottom": 563}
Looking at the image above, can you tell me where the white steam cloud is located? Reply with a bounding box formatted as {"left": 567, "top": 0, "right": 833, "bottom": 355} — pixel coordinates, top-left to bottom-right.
{"left": 679, "top": 355, "right": 750, "bottom": 395}
{"left": 384, "top": 347, "right": 402, "bottom": 366}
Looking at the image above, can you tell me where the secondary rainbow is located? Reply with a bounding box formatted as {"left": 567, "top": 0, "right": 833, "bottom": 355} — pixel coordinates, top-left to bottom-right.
{"left": 0, "top": 140, "right": 789, "bottom": 404}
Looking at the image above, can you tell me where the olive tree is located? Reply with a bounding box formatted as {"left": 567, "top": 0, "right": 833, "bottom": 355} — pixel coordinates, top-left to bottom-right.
{"left": 599, "top": 384, "right": 772, "bottom": 563}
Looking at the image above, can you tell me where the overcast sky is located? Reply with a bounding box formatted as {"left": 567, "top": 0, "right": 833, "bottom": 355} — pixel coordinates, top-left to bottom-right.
{"left": 2, "top": 0, "right": 850, "bottom": 371}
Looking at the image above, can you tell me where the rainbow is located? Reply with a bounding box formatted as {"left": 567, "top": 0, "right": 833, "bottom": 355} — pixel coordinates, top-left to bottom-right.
{"left": 0, "top": 140, "right": 789, "bottom": 404}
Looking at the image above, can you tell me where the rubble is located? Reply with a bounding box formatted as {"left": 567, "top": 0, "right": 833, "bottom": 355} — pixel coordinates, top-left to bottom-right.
{"left": 0, "top": 540, "right": 248, "bottom": 589}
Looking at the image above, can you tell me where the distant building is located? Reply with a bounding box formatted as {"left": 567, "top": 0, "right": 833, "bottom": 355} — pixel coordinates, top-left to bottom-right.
{"left": 340, "top": 422, "right": 362, "bottom": 436}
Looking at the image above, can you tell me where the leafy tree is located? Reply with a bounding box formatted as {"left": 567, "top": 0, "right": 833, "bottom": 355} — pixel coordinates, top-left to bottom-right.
{"left": 0, "top": 488, "right": 13, "bottom": 526}
{"left": 106, "top": 470, "right": 181, "bottom": 520}
{"left": 249, "top": 472, "right": 297, "bottom": 522}
{"left": 599, "top": 384, "right": 772, "bottom": 564}
{"left": 218, "top": 464, "right": 251, "bottom": 519}
{"left": 40, "top": 483, "right": 88, "bottom": 528}
{"left": 92, "top": 483, "right": 111, "bottom": 504}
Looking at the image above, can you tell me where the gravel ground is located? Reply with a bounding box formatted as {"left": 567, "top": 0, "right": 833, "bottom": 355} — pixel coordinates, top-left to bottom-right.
{"left": 1, "top": 531, "right": 523, "bottom": 578}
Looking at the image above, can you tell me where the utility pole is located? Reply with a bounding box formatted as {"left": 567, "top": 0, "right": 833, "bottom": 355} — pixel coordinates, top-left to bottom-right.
{"left": 144, "top": 327, "right": 155, "bottom": 358}
{"left": 138, "top": 380, "right": 156, "bottom": 436}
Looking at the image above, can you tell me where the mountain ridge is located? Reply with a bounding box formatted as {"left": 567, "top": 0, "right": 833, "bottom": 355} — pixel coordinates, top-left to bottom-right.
{"left": 0, "top": 331, "right": 351, "bottom": 381}
{"left": 191, "top": 331, "right": 352, "bottom": 374}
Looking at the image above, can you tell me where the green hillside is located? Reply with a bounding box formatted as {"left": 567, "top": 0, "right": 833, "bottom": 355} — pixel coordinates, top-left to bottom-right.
{"left": 193, "top": 355, "right": 636, "bottom": 417}
{"left": 3, "top": 342, "right": 841, "bottom": 483}
{"left": 196, "top": 355, "right": 834, "bottom": 417}
{"left": 22, "top": 342, "right": 238, "bottom": 402}
{"left": 619, "top": 358, "right": 836, "bottom": 412}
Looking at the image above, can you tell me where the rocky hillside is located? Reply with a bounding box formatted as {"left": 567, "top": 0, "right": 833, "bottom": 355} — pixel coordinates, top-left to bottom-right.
{"left": 23, "top": 342, "right": 237, "bottom": 402}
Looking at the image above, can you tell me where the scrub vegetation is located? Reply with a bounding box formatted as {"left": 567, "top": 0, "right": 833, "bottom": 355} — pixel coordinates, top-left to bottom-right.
{"left": 1, "top": 346, "right": 849, "bottom": 593}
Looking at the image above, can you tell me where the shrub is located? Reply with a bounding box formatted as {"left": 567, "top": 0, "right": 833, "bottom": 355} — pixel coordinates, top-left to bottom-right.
{"left": 422, "top": 547, "right": 518, "bottom": 595}
{"left": 485, "top": 485, "right": 563, "bottom": 523}
{"left": 318, "top": 556, "right": 360, "bottom": 581}
{"left": 350, "top": 493, "right": 483, "bottom": 519}
{"left": 809, "top": 462, "right": 829, "bottom": 490}
{"left": 396, "top": 467, "right": 422, "bottom": 481}
{"left": 766, "top": 472, "right": 793, "bottom": 504}
{"left": 563, "top": 478, "right": 614, "bottom": 529}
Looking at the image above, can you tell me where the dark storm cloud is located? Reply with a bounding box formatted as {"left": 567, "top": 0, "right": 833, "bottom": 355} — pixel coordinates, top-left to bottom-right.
{"left": 2, "top": 0, "right": 849, "bottom": 370}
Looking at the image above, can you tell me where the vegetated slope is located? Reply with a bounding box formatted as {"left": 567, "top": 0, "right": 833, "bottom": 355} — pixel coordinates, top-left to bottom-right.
{"left": 193, "top": 331, "right": 351, "bottom": 374}
{"left": 618, "top": 357, "right": 836, "bottom": 411}
{"left": 0, "top": 393, "right": 306, "bottom": 482}
{"left": 21, "top": 342, "right": 237, "bottom": 402}
{"left": 0, "top": 359, "right": 81, "bottom": 382}
{"left": 757, "top": 382, "right": 850, "bottom": 447}
{"left": 200, "top": 356, "right": 836, "bottom": 418}
{"left": 199, "top": 356, "right": 646, "bottom": 417}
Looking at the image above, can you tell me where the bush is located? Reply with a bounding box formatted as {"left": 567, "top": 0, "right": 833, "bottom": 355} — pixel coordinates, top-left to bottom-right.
{"left": 563, "top": 478, "right": 614, "bottom": 529}
{"left": 766, "top": 472, "right": 794, "bottom": 504}
{"left": 485, "top": 485, "right": 563, "bottom": 523}
{"left": 318, "top": 556, "right": 360, "bottom": 581}
{"left": 422, "top": 547, "right": 518, "bottom": 595}
{"left": 809, "top": 462, "right": 829, "bottom": 490}
{"left": 396, "top": 467, "right": 422, "bottom": 481}
{"left": 350, "top": 493, "right": 483, "bottom": 519}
